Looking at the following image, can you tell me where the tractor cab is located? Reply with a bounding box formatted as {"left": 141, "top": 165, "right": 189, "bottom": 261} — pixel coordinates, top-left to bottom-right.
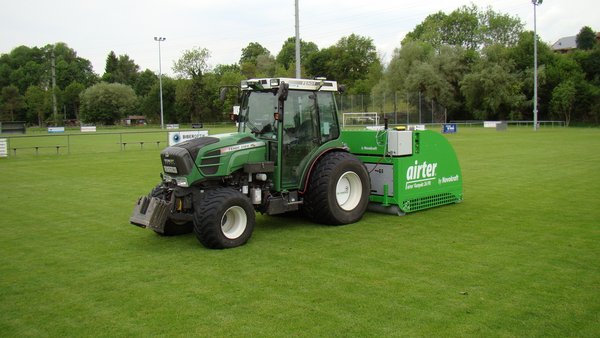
{"left": 236, "top": 78, "right": 343, "bottom": 190}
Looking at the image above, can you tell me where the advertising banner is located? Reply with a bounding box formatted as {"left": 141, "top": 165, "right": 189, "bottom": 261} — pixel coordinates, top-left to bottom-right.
{"left": 168, "top": 130, "right": 209, "bottom": 146}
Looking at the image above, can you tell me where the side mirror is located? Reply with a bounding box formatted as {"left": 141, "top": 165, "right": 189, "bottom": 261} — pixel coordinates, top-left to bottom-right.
{"left": 219, "top": 85, "right": 241, "bottom": 103}
{"left": 338, "top": 84, "right": 346, "bottom": 94}
{"left": 219, "top": 87, "right": 229, "bottom": 103}
{"left": 277, "top": 82, "right": 289, "bottom": 102}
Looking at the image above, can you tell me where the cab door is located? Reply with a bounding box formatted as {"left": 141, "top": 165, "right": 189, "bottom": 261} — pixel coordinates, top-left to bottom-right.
{"left": 280, "top": 91, "right": 319, "bottom": 188}
{"left": 280, "top": 91, "right": 340, "bottom": 189}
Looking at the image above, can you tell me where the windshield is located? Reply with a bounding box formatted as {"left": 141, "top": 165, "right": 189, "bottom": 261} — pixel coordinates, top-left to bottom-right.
{"left": 240, "top": 91, "right": 277, "bottom": 137}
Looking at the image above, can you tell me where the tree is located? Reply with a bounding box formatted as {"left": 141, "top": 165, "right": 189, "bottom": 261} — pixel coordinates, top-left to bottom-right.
{"left": 402, "top": 5, "right": 523, "bottom": 49}
{"left": 140, "top": 77, "right": 176, "bottom": 124}
{"left": 47, "top": 42, "right": 97, "bottom": 88}
{"left": 174, "top": 79, "right": 194, "bottom": 123}
{"left": 443, "top": 5, "right": 480, "bottom": 49}
{"left": 430, "top": 45, "right": 473, "bottom": 111}
{"left": 305, "top": 47, "right": 335, "bottom": 79}
{"left": 588, "top": 85, "right": 600, "bottom": 124}
{"left": 1, "top": 46, "right": 46, "bottom": 94}
{"left": 506, "top": 32, "right": 556, "bottom": 118}
{"left": 0, "top": 43, "right": 96, "bottom": 96}
{"left": 571, "top": 48, "right": 600, "bottom": 84}
{"left": 403, "top": 12, "right": 447, "bottom": 49}
{"left": 237, "top": 42, "right": 275, "bottom": 78}
{"left": 172, "top": 47, "right": 212, "bottom": 122}
{"left": 385, "top": 42, "right": 470, "bottom": 115}
{"left": 116, "top": 54, "right": 140, "bottom": 85}
{"left": 173, "top": 47, "right": 211, "bottom": 79}
{"left": 254, "top": 54, "right": 276, "bottom": 77}
{"left": 388, "top": 42, "right": 434, "bottom": 88}
{"left": 102, "top": 52, "right": 140, "bottom": 86}
{"left": 479, "top": 7, "right": 524, "bottom": 47}
{"left": 105, "top": 51, "right": 118, "bottom": 75}
{"left": 24, "top": 85, "right": 50, "bottom": 126}
{"left": 63, "top": 81, "right": 85, "bottom": 120}
{"left": 213, "top": 63, "right": 241, "bottom": 77}
{"left": 509, "top": 32, "right": 554, "bottom": 72}
{"left": 276, "top": 37, "right": 319, "bottom": 71}
{"left": 79, "top": 82, "right": 137, "bottom": 125}
{"left": 333, "top": 34, "right": 379, "bottom": 88}
{"left": 576, "top": 26, "right": 597, "bottom": 50}
{"left": 239, "top": 42, "right": 270, "bottom": 64}
{"left": 134, "top": 69, "right": 158, "bottom": 97}
{"left": 460, "top": 50, "right": 525, "bottom": 120}
{"left": 306, "top": 34, "right": 379, "bottom": 91}
{"left": 213, "top": 64, "right": 245, "bottom": 113}
{"left": 1, "top": 85, "right": 26, "bottom": 121}
{"left": 551, "top": 80, "right": 577, "bottom": 126}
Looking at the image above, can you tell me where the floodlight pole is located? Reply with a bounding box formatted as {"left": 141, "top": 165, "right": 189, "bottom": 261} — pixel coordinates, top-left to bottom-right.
{"left": 154, "top": 36, "right": 166, "bottom": 129}
{"left": 295, "top": 0, "right": 301, "bottom": 78}
{"left": 532, "top": 0, "right": 542, "bottom": 131}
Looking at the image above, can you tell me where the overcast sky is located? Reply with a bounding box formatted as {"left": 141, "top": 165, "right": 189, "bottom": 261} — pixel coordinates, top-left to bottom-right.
{"left": 1, "top": 0, "right": 598, "bottom": 77}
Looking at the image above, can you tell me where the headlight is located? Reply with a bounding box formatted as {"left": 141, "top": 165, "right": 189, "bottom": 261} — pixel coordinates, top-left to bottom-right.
{"left": 175, "top": 177, "right": 189, "bottom": 187}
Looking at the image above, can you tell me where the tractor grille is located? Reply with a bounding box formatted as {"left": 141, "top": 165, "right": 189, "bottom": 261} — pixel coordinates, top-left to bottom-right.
{"left": 199, "top": 150, "right": 221, "bottom": 175}
{"left": 401, "top": 193, "right": 460, "bottom": 212}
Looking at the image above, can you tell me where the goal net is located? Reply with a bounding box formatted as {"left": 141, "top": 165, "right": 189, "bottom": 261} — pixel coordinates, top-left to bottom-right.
{"left": 342, "top": 112, "right": 380, "bottom": 129}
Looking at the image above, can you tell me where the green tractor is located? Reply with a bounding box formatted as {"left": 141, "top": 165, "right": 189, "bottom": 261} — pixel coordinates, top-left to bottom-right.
{"left": 131, "top": 78, "right": 463, "bottom": 249}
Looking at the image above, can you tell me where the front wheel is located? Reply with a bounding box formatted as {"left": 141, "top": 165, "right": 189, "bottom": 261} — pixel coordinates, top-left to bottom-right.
{"left": 156, "top": 219, "right": 193, "bottom": 236}
{"left": 193, "top": 188, "right": 255, "bottom": 249}
{"left": 303, "top": 152, "right": 370, "bottom": 225}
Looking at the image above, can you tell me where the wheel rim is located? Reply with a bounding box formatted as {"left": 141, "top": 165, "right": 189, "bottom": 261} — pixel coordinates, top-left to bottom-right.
{"left": 335, "top": 171, "right": 363, "bottom": 211}
{"left": 221, "top": 206, "right": 247, "bottom": 239}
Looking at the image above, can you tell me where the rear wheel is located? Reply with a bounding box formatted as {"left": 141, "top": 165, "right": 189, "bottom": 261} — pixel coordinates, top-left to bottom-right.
{"left": 303, "top": 152, "right": 370, "bottom": 225}
{"left": 193, "top": 187, "right": 255, "bottom": 249}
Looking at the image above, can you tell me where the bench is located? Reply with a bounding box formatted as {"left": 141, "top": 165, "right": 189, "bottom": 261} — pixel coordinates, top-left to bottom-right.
{"left": 117, "top": 141, "right": 163, "bottom": 150}
{"left": 12, "top": 145, "right": 64, "bottom": 156}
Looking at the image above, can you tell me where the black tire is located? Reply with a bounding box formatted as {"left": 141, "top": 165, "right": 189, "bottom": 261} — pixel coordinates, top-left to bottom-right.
{"left": 155, "top": 220, "right": 193, "bottom": 236}
{"left": 193, "top": 188, "right": 255, "bottom": 249}
{"left": 303, "top": 152, "right": 370, "bottom": 225}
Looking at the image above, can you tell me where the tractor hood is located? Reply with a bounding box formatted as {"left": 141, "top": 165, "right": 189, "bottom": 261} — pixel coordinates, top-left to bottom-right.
{"left": 160, "top": 132, "right": 268, "bottom": 185}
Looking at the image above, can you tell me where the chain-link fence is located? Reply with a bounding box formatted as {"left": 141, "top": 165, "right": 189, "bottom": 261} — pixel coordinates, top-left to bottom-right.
{"left": 336, "top": 92, "right": 448, "bottom": 125}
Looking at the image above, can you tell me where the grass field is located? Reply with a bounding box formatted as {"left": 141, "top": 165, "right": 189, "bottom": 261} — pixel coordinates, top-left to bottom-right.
{"left": 0, "top": 126, "right": 598, "bottom": 337}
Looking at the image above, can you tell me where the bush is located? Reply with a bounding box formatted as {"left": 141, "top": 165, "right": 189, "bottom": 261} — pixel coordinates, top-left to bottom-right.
{"left": 80, "top": 82, "right": 137, "bottom": 125}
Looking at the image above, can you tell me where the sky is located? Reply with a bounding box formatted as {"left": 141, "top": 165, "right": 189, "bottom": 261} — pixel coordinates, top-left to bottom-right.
{"left": 1, "top": 0, "right": 598, "bottom": 77}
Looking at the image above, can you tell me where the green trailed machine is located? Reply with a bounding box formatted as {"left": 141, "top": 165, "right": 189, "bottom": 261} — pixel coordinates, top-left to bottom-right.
{"left": 130, "top": 78, "right": 462, "bottom": 249}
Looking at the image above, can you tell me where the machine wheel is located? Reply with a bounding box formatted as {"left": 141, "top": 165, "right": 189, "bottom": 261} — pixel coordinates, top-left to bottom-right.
{"left": 303, "top": 152, "right": 370, "bottom": 225}
{"left": 156, "top": 220, "right": 193, "bottom": 236}
{"left": 193, "top": 187, "right": 255, "bottom": 249}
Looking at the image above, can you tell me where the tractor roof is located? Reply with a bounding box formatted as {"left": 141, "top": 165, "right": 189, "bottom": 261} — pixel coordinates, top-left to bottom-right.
{"left": 241, "top": 78, "right": 339, "bottom": 92}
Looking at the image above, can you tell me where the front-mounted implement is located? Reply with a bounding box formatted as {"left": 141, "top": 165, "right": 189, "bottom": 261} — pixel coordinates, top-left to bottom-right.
{"left": 130, "top": 77, "right": 462, "bottom": 249}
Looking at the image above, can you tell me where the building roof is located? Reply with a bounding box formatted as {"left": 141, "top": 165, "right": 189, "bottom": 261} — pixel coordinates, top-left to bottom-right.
{"left": 551, "top": 35, "right": 577, "bottom": 51}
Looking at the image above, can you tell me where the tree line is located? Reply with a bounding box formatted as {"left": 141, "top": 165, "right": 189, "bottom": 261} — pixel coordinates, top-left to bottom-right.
{"left": 378, "top": 5, "right": 600, "bottom": 126}
{"left": 0, "top": 4, "right": 598, "bottom": 126}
